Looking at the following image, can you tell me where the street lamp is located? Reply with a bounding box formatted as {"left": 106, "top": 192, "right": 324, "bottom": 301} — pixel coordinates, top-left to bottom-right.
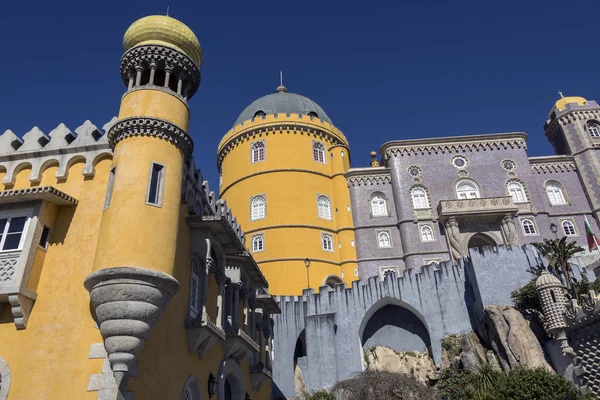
{"left": 207, "top": 373, "right": 217, "bottom": 398}
{"left": 550, "top": 223, "right": 558, "bottom": 238}
{"left": 304, "top": 258, "right": 311, "bottom": 290}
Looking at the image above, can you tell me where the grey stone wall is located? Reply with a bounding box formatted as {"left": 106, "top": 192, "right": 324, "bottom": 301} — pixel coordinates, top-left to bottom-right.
{"left": 272, "top": 245, "right": 542, "bottom": 398}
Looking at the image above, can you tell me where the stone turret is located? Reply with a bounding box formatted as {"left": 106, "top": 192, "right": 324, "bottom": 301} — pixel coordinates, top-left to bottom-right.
{"left": 535, "top": 271, "right": 574, "bottom": 356}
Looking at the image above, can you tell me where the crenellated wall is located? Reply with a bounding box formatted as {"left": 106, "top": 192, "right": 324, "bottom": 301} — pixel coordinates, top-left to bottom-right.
{"left": 272, "top": 244, "right": 544, "bottom": 398}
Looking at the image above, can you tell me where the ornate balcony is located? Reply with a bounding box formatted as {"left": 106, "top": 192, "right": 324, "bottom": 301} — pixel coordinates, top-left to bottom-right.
{"left": 438, "top": 196, "right": 519, "bottom": 222}
{"left": 184, "top": 312, "right": 226, "bottom": 359}
{"left": 224, "top": 328, "right": 260, "bottom": 364}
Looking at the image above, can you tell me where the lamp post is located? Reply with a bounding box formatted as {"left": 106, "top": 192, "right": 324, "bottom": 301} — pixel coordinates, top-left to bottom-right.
{"left": 304, "top": 258, "right": 311, "bottom": 290}
{"left": 208, "top": 373, "right": 216, "bottom": 398}
{"left": 550, "top": 223, "right": 558, "bottom": 238}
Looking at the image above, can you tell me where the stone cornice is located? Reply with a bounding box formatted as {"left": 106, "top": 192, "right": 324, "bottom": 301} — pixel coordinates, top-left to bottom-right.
{"left": 107, "top": 117, "right": 193, "bottom": 157}
{"left": 244, "top": 224, "right": 354, "bottom": 235}
{"left": 217, "top": 117, "right": 349, "bottom": 171}
{"left": 120, "top": 45, "right": 201, "bottom": 99}
{"left": 0, "top": 186, "right": 77, "bottom": 206}
{"left": 345, "top": 167, "right": 392, "bottom": 186}
{"left": 529, "top": 155, "right": 577, "bottom": 174}
{"left": 381, "top": 132, "right": 528, "bottom": 158}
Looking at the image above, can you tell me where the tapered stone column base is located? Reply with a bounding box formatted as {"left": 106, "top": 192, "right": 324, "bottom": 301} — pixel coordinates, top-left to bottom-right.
{"left": 85, "top": 267, "right": 179, "bottom": 397}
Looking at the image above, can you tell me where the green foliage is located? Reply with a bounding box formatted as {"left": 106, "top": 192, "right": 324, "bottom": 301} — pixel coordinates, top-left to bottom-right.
{"left": 332, "top": 370, "right": 439, "bottom": 399}
{"left": 533, "top": 237, "right": 584, "bottom": 289}
{"left": 304, "top": 390, "right": 335, "bottom": 400}
{"left": 511, "top": 280, "right": 542, "bottom": 314}
{"left": 441, "top": 335, "right": 462, "bottom": 361}
{"left": 436, "top": 367, "right": 590, "bottom": 400}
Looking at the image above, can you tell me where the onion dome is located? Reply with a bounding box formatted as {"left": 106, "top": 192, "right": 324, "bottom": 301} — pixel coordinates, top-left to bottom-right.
{"left": 123, "top": 15, "right": 202, "bottom": 67}
{"left": 549, "top": 95, "right": 587, "bottom": 117}
{"left": 234, "top": 86, "right": 333, "bottom": 127}
{"left": 535, "top": 271, "right": 562, "bottom": 289}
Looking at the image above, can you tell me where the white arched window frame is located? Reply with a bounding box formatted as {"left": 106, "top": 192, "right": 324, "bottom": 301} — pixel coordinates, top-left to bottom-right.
{"left": 521, "top": 219, "right": 537, "bottom": 235}
{"left": 313, "top": 141, "right": 326, "bottom": 163}
{"left": 507, "top": 180, "right": 528, "bottom": 204}
{"left": 411, "top": 186, "right": 430, "bottom": 209}
{"left": 317, "top": 195, "right": 332, "bottom": 220}
{"left": 546, "top": 181, "right": 567, "bottom": 205}
{"left": 421, "top": 225, "right": 435, "bottom": 242}
{"left": 456, "top": 180, "right": 480, "bottom": 199}
{"left": 250, "top": 195, "right": 266, "bottom": 220}
{"left": 325, "top": 275, "right": 343, "bottom": 289}
{"left": 378, "top": 231, "right": 391, "bottom": 248}
{"left": 252, "top": 233, "right": 264, "bottom": 252}
{"left": 587, "top": 121, "right": 600, "bottom": 138}
{"left": 250, "top": 141, "right": 265, "bottom": 163}
{"left": 321, "top": 233, "right": 334, "bottom": 251}
{"left": 562, "top": 220, "right": 577, "bottom": 236}
{"left": 370, "top": 193, "right": 388, "bottom": 216}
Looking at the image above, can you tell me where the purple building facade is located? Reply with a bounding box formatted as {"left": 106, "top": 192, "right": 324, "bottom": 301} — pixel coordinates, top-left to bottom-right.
{"left": 347, "top": 97, "right": 600, "bottom": 279}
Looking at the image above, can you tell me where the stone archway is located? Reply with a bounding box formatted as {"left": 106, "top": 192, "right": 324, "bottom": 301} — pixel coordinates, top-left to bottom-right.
{"left": 468, "top": 233, "right": 497, "bottom": 250}
{"left": 217, "top": 358, "right": 244, "bottom": 400}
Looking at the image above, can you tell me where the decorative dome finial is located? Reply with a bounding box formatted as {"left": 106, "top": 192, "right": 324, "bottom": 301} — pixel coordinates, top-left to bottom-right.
{"left": 277, "top": 71, "right": 287, "bottom": 93}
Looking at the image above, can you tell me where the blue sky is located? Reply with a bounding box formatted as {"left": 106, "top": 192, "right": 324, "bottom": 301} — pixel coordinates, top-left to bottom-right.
{"left": 2, "top": 0, "right": 600, "bottom": 190}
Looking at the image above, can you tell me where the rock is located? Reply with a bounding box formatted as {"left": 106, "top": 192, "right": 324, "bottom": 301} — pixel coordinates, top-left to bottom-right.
{"left": 365, "top": 346, "right": 438, "bottom": 383}
{"left": 294, "top": 362, "right": 307, "bottom": 399}
{"left": 477, "top": 305, "right": 553, "bottom": 372}
{"left": 459, "top": 332, "right": 487, "bottom": 372}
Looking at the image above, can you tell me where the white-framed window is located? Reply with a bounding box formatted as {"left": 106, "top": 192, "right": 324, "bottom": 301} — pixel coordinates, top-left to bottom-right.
{"left": 377, "top": 231, "right": 391, "bottom": 248}
{"left": 587, "top": 121, "right": 600, "bottom": 138}
{"left": 0, "top": 214, "right": 30, "bottom": 252}
{"left": 104, "top": 165, "right": 116, "bottom": 210}
{"left": 421, "top": 225, "right": 435, "bottom": 242}
{"left": 370, "top": 193, "right": 388, "bottom": 216}
{"left": 252, "top": 233, "right": 264, "bottom": 252}
{"left": 251, "top": 141, "right": 265, "bottom": 163}
{"left": 411, "top": 187, "right": 430, "bottom": 209}
{"left": 189, "top": 258, "right": 201, "bottom": 319}
{"left": 146, "top": 162, "right": 165, "bottom": 207}
{"left": 507, "top": 180, "right": 527, "bottom": 203}
{"left": 521, "top": 219, "right": 537, "bottom": 235}
{"left": 317, "top": 195, "right": 332, "bottom": 220}
{"left": 313, "top": 141, "right": 326, "bottom": 163}
{"left": 250, "top": 195, "right": 266, "bottom": 220}
{"left": 424, "top": 259, "right": 441, "bottom": 269}
{"left": 562, "top": 220, "right": 577, "bottom": 236}
{"left": 379, "top": 266, "right": 398, "bottom": 280}
{"left": 456, "top": 180, "right": 480, "bottom": 199}
{"left": 546, "top": 181, "right": 567, "bottom": 205}
{"left": 321, "top": 233, "right": 334, "bottom": 251}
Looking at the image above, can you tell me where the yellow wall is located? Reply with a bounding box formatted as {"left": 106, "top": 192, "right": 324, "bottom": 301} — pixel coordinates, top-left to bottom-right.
{"left": 219, "top": 116, "right": 358, "bottom": 294}
{"left": 119, "top": 89, "right": 190, "bottom": 130}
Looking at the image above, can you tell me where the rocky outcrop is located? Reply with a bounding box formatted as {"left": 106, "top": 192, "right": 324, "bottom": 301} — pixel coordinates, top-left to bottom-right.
{"left": 364, "top": 346, "right": 438, "bottom": 383}
{"left": 477, "top": 305, "right": 553, "bottom": 372}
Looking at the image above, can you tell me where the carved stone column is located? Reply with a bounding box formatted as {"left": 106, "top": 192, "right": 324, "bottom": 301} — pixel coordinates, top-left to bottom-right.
{"left": 249, "top": 294, "right": 257, "bottom": 341}
{"left": 240, "top": 285, "right": 250, "bottom": 334}
{"left": 445, "top": 217, "right": 465, "bottom": 259}
{"left": 215, "top": 272, "right": 226, "bottom": 329}
{"left": 503, "top": 213, "right": 519, "bottom": 245}
{"left": 134, "top": 65, "right": 143, "bottom": 87}
{"left": 164, "top": 64, "right": 173, "bottom": 88}
{"left": 149, "top": 62, "right": 157, "bottom": 85}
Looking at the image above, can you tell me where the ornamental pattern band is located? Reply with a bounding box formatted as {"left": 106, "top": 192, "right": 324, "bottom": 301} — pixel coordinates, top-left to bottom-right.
{"left": 120, "top": 45, "right": 201, "bottom": 99}
{"left": 107, "top": 117, "right": 193, "bottom": 156}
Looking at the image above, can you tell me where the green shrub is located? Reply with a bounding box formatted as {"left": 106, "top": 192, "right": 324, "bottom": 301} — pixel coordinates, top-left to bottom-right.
{"left": 441, "top": 335, "right": 462, "bottom": 361}
{"left": 511, "top": 280, "right": 541, "bottom": 315}
{"left": 304, "top": 390, "right": 335, "bottom": 400}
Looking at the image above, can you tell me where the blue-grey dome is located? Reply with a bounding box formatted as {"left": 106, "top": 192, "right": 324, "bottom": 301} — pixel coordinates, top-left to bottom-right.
{"left": 234, "top": 86, "right": 333, "bottom": 127}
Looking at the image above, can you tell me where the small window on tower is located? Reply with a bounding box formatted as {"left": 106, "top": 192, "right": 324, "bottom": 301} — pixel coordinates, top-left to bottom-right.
{"left": 104, "top": 166, "right": 117, "bottom": 210}
{"left": 39, "top": 225, "right": 51, "bottom": 250}
{"left": 587, "top": 121, "right": 600, "bottom": 138}
{"left": 146, "top": 163, "right": 165, "bottom": 207}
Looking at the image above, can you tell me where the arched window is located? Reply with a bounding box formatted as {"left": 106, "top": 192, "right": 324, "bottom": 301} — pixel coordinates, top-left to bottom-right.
{"left": 546, "top": 181, "right": 567, "bottom": 205}
{"left": 370, "top": 194, "right": 388, "bottom": 216}
{"left": 507, "top": 180, "right": 528, "bottom": 203}
{"left": 522, "top": 219, "right": 537, "bottom": 235}
{"left": 325, "top": 275, "right": 343, "bottom": 289}
{"left": 562, "top": 220, "right": 576, "bottom": 236}
{"left": 308, "top": 111, "right": 319, "bottom": 119}
{"left": 421, "top": 225, "right": 435, "bottom": 242}
{"left": 378, "top": 231, "right": 391, "bottom": 248}
{"left": 313, "top": 142, "right": 326, "bottom": 163}
{"left": 411, "top": 187, "right": 430, "bottom": 209}
{"left": 250, "top": 195, "right": 266, "bottom": 220}
{"left": 317, "top": 195, "right": 332, "bottom": 220}
{"left": 322, "top": 233, "right": 333, "bottom": 251}
{"left": 587, "top": 121, "right": 600, "bottom": 138}
{"left": 456, "top": 180, "right": 480, "bottom": 199}
{"left": 252, "top": 234, "right": 264, "bottom": 252}
{"left": 251, "top": 141, "right": 265, "bottom": 163}
{"left": 189, "top": 258, "right": 201, "bottom": 319}
{"left": 253, "top": 110, "right": 266, "bottom": 118}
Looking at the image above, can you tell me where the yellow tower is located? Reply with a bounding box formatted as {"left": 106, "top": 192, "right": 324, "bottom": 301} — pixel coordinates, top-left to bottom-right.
{"left": 218, "top": 85, "right": 357, "bottom": 295}
{"left": 85, "top": 15, "right": 202, "bottom": 394}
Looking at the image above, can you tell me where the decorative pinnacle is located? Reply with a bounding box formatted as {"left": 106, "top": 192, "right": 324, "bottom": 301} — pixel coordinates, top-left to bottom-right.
{"left": 558, "top": 91, "right": 564, "bottom": 98}
{"left": 277, "top": 70, "right": 287, "bottom": 93}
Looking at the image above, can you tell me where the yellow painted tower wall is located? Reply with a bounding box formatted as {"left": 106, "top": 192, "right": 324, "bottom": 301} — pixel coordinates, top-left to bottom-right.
{"left": 219, "top": 114, "right": 358, "bottom": 294}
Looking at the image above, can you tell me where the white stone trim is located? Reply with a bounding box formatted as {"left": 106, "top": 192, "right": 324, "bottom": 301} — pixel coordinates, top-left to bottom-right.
{"left": 145, "top": 161, "right": 166, "bottom": 208}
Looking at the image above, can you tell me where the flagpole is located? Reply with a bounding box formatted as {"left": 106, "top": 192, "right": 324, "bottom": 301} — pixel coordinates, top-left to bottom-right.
{"left": 585, "top": 215, "right": 600, "bottom": 253}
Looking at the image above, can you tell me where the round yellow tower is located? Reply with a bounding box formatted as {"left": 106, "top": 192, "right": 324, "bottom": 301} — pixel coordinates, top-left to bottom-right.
{"left": 85, "top": 15, "right": 201, "bottom": 394}
{"left": 218, "top": 85, "right": 357, "bottom": 295}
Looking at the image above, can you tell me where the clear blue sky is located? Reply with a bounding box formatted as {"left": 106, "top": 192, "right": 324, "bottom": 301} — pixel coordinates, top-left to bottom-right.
{"left": 2, "top": 0, "right": 599, "bottom": 190}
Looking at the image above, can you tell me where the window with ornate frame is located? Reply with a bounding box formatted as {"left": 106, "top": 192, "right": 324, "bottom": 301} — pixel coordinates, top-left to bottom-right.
{"left": 313, "top": 141, "right": 326, "bottom": 163}
{"left": 506, "top": 180, "right": 528, "bottom": 204}
{"left": 545, "top": 180, "right": 567, "bottom": 205}
{"left": 587, "top": 121, "right": 600, "bottom": 138}
{"left": 188, "top": 257, "right": 201, "bottom": 319}
{"left": 317, "top": 195, "right": 332, "bottom": 220}
{"left": 562, "top": 219, "right": 577, "bottom": 236}
{"left": 250, "top": 195, "right": 266, "bottom": 220}
{"left": 379, "top": 266, "right": 398, "bottom": 280}
{"left": 252, "top": 233, "right": 264, "bottom": 252}
{"left": 377, "top": 231, "right": 392, "bottom": 248}
{"left": 250, "top": 141, "right": 265, "bottom": 163}
{"left": 420, "top": 225, "right": 435, "bottom": 242}
{"left": 370, "top": 192, "right": 388, "bottom": 217}
{"left": 455, "top": 179, "right": 480, "bottom": 199}
{"left": 521, "top": 219, "right": 537, "bottom": 235}
{"left": 321, "top": 233, "right": 334, "bottom": 252}
{"left": 410, "top": 186, "right": 430, "bottom": 209}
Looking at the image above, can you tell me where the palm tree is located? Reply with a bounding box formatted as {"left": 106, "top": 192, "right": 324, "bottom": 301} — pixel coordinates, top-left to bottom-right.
{"left": 533, "top": 237, "right": 584, "bottom": 289}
